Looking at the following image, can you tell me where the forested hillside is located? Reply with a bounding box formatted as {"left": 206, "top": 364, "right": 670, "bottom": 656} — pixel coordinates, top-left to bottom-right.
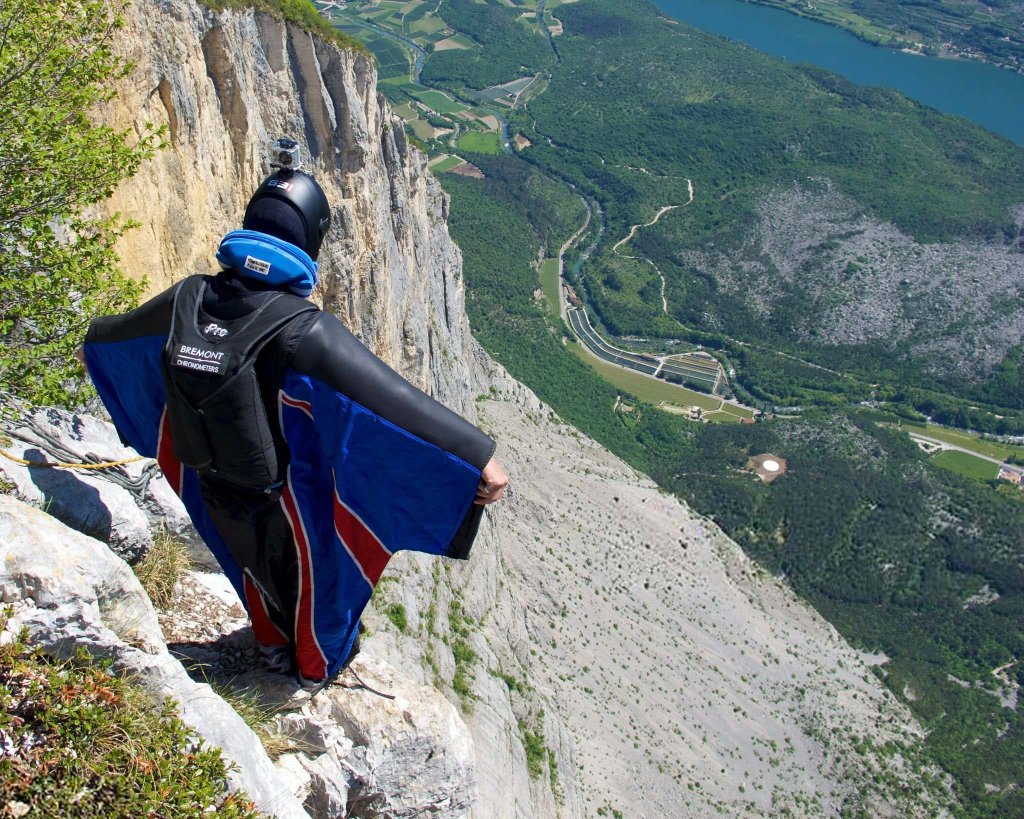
{"left": 429, "top": 1, "right": 1024, "bottom": 813}
{"left": 445, "top": 164, "right": 1024, "bottom": 817}
{"left": 420, "top": 0, "right": 554, "bottom": 89}
{"left": 748, "top": 0, "right": 1024, "bottom": 71}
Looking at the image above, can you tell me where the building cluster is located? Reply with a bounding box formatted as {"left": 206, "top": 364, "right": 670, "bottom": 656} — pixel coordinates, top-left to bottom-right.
{"left": 997, "top": 465, "right": 1024, "bottom": 487}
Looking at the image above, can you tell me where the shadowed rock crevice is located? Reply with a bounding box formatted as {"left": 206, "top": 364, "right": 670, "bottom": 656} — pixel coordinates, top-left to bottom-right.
{"left": 285, "top": 23, "right": 334, "bottom": 163}
{"left": 156, "top": 78, "right": 179, "bottom": 145}
{"left": 201, "top": 25, "right": 249, "bottom": 165}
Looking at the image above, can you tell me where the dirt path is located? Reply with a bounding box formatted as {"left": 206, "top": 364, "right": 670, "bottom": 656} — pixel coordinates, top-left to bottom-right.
{"left": 611, "top": 180, "right": 694, "bottom": 315}
{"left": 612, "top": 203, "right": 682, "bottom": 253}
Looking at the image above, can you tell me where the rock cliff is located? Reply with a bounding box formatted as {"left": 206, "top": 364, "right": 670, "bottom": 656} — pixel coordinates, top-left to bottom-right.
{"left": 3, "top": 0, "right": 955, "bottom": 815}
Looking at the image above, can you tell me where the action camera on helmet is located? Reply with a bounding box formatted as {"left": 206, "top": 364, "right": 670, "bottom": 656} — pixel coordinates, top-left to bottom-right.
{"left": 243, "top": 137, "right": 332, "bottom": 260}
{"left": 269, "top": 137, "right": 303, "bottom": 173}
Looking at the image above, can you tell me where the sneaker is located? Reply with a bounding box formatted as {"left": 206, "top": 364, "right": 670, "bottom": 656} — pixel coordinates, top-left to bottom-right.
{"left": 295, "top": 624, "right": 363, "bottom": 692}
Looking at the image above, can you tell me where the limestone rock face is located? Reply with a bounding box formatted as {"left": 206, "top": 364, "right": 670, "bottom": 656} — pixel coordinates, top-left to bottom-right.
{"left": 260, "top": 657, "right": 476, "bottom": 818}
{"left": 0, "top": 496, "right": 308, "bottom": 819}
{"left": 0, "top": 404, "right": 205, "bottom": 566}
{"left": 103, "top": 0, "right": 474, "bottom": 416}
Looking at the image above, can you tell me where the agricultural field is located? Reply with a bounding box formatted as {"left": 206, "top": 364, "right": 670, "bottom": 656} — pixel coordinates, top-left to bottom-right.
{"left": 428, "top": 154, "right": 466, "bottom": 173}
{"left": 568, "top": 343, "right": 752, "bottom": 419}
{"left": 930, "top": 450, "right": 1000, "bottom": 481}
{"left": 473, "top": 76, "right": 536, "bottom": 105}
{"left": 433, "top": 33, "right": 475, "bottom": 51}
{"left": 407, "top": 118, "right": 438, "bottom": 140}
{"left": 408, "top": 88, "right": 467, "bottom": 114}
{"left": 457, "top": 131, "right": 501, "bottom": 154}
{"left": 539, "top": 258, "right": 560, "bottom": 322}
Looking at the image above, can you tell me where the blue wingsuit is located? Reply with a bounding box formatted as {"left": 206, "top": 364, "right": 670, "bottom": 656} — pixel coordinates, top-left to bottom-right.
{"left": 84, "top": 251, "right": 494, "bottom": 682}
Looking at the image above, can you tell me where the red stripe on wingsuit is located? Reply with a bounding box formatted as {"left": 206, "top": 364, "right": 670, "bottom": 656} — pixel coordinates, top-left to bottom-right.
{"left": 333, "top": 488, "right": 392, "bottom": 588}
{"left": 243, "top": 573, "right": 290, "bottom": 648}
{"left": 280, "top": 481, "right": 328, "bottom": 681}
{"left": 156, "top": 407, "right": 183, "bottom": 496}
{"left": 280, "top": 392, "right": 313, "bottom": 419}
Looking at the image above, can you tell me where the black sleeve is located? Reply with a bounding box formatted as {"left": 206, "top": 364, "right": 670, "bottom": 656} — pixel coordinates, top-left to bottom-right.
{"left": 292, "top": 313, "right": 496, "bottom": 471}
{"left": 85, "top": 281, "right": 180, "bottom": 344}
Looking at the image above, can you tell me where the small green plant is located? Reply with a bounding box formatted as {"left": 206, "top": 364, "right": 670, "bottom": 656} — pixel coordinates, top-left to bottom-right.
{"left": 210, "top": 680, "right": 294, "bottom": 759}
{"left": 518, "top": 718, "right": 547, "bottom": 780}
{"left": 385, "top": 602, "right": 408, "bottom": 633}
{"left": 133, "top": 531, "right": 192, "bottom": 609}
{"left": 0, "top": 610, "right": 258, "bottom": 816}
{"left": 450, "top": 637, "right": 477, "bottom": 704}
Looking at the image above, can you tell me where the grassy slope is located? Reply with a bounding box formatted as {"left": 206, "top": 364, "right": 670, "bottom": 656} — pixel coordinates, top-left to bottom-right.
{"left": 538, "top": 258, "right": 560, "bottom": 322}
{"left": 930, "top": 450, "right": 1000, "bottom": 481}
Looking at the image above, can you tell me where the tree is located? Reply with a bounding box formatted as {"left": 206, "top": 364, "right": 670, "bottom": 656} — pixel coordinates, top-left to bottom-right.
{"left": 0, "top": 0, "right": 161, "bottom": 406}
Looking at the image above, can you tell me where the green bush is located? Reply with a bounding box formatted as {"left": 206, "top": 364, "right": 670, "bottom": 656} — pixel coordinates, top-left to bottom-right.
{"left": 385, "top": 602, "right": 408, "bottom": 633}
{"left": 0, "top": 612, "right": 258, "bottom": 816}
{"left": 0, "top": 0, "right": 157, "bottom": 406}
{"left": 198, "top": 0, "right": 366, "bottom": 54}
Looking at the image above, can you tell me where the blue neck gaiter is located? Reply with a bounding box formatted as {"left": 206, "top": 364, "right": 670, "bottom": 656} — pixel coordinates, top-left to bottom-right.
{"left": 216, "top": 230, "right": 318, "bottom": 297}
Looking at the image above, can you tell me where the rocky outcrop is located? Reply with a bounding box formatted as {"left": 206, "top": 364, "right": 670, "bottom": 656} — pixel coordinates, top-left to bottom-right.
{"left": 0, "top": 496, "right": 308, "bottom": 818}
{"left": 0, "top": 496, "right": 476, "bottom": 818}
{"left": 0, "top": 405, "right": 202, "bottom": 565}
{"left": 675, "top": 180, "right": 1024, "bottom": 380}
{"left": 265, "top": 657, "right": 476, "bottom": 818}
{"left": 156, "top": 566, "right": 477, "bottom": 819}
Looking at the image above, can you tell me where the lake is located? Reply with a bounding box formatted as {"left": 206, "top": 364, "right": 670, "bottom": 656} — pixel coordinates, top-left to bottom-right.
{"left": 650, "top": 0, "right": 1024, "bottom": 145}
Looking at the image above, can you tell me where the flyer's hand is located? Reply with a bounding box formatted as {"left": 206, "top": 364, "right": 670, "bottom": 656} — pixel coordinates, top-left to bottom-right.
{"left": 475, "top": 456, "right": 508, "bottom": 505}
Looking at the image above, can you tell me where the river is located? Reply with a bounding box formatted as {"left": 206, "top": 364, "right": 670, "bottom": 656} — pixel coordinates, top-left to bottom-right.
{"left": 650, "top": 0, "right": 1024, "bottom": 145}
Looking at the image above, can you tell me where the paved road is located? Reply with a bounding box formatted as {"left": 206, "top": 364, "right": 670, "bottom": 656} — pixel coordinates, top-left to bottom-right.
{"left": 906, "top": 431, "right": 1010, "bottom": 466}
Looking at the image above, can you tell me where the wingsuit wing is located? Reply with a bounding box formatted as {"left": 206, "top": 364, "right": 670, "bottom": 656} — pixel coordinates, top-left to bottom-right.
{"left": 85, "top": 287, "right": 494, "bottom": 679}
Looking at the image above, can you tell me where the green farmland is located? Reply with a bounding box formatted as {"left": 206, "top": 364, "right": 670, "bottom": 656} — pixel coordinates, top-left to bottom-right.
{"left": 410, "top": 89, "right": 468, "bottom": 114}
{"left": 930, "top": 450, "right": 1000, "bottom": 481}
{"left": 429, "top": 155, "right": 466, "bottom": 173}
{"left": 568, "top": 342, "right": 753, "bottom": 420}
{"left": 539, "top": 258, "right": 560, "bottom": 322}
{"left": 457, "top": 131, "right": 502, "bottom": 154}
{"left": 903, "top": 422, "right": 1024, "bottom": 463}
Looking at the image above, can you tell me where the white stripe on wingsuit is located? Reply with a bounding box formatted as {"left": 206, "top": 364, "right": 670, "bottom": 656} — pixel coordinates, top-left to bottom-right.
{"left": 279, "top": 389, "right": 314, "bottom": 421}
{"left": 280, "top": 467, "right": 328, "bottom": 675}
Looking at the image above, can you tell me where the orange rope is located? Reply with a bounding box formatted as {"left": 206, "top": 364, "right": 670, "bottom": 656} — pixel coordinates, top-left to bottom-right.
{"left": 0, "top": 448, "right": 146, "bottom": 470}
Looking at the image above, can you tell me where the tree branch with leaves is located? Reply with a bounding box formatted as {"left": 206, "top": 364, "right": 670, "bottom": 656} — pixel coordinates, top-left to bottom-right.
{"left": 0, "top": 0, "right": 162, "bottom": 406}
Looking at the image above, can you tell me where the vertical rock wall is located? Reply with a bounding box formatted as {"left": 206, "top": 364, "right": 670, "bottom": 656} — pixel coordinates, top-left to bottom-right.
{"left": 102, "top": 0, "right": 473, "bottom": 414}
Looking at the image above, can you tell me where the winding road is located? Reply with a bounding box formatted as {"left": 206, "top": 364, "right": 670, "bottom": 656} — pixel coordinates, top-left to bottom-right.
{"left": 610, "top": 179, "right": 694, "bottom": 315}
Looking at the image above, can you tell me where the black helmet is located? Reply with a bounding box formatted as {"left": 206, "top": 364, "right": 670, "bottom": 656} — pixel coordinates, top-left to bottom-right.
{"left": 243, "top": 170, "right": 332, "bottom": 260}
